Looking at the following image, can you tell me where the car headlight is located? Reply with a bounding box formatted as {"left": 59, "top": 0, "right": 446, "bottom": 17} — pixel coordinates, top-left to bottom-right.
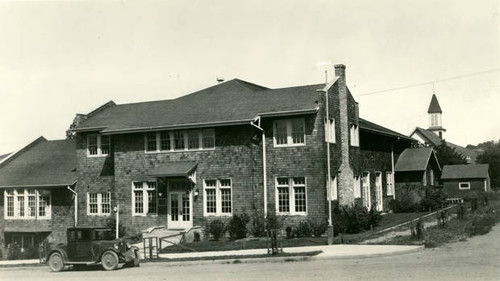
{"left": 126, "top": 242, "right": 131, "bottom": 249}
{"left": 114, "top": 243, "right": 119, "bottom": 250}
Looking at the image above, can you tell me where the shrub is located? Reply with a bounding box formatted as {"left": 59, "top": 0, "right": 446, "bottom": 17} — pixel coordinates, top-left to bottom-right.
{"left": 249, "top": 211, "right": 267, "bottom": 237}
{"left": 285, "top": 226, "right": 294, "bottom": 239}
{"left": 265, "top": 212, "right": 284, "bottom": 231}
{"left": 465, "top": 212, "right": 496, "bottom": 236}
{"left": 333, "top": 204, "right": 382, "bottom": 234}
{"left": 367, "top": 206, "right": 383, "bottom": 227}
{"left": 106, "top": 218, "right": 127, "bottom": 238}
{"left": 206, "top": 219, "right": 226, "bottom": 241}
{"left": 193, "top": 231, "right": 201, "bottom": 242}
{"left": 227, "top": 213, "right": 251, "bottom": 240}
{"left": 295, "top": 221, "right": 313, "bottom": 238}
{"left": 420, "top": 188, "right": 447, "bottom": 211}
{"left": 310, "top": 219, "right": 328, "bottom": 237}
{"left": 123, "top": 232, "right": 143, "bottom": 244}
{"left": 7, "top": 242, "right": 21, "bottom": 260}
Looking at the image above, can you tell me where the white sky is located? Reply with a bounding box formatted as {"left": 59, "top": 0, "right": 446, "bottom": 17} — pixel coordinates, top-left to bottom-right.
{"left": 0, "top": 0, "right": 499, "bottom": 154}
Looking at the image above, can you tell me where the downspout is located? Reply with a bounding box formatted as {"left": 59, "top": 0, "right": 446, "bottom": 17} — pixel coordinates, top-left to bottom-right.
{"left": 318, "top": 78, "right": 333, "bottom": 245}
{"left": 325, "top": 88, "right": 332, "bottom": 227}
{"left": 67, "top": 185, "right": 78, "bottom": 227}
{"left": 250, "top": 117, "right": 267, "bottom": 215}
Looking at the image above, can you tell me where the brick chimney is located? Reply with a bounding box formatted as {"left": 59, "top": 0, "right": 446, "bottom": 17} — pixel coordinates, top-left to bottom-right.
{"left": 335, "top": 64, "right": 355, "bottom": 206}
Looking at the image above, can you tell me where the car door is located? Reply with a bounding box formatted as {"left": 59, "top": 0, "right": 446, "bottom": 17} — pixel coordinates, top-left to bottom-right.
{"left": 67, "top": 229, "right": 93, "bottom": 261}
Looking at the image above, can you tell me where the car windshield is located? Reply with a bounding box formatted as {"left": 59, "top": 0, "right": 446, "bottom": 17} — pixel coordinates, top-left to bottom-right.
{"left": 92, "top": 230, "right": 113, "bottom": 241}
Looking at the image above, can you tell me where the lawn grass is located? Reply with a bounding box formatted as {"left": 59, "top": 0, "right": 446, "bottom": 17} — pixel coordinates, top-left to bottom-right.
{"left": 160, "top": 237, "right": 327, "bottom": 253}
{"left": 151, "top": 251, "right": 322, "bottom": 263}
{"left": 381, "top": 199, "right": 500, "bottom": 247}
{"left": 161, "top": 212, "right": 438, "bottom": 253}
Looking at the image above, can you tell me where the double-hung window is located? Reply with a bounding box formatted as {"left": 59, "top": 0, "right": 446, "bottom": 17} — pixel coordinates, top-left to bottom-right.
{"left": 87, "top": 192, "right": 111, "bottom": 215}
{"left": 276, "top": 177, "right": 307, "bottom": 215}
{"left": 329, "top": 176, "right": 338, "bottom": 200}
{"left": 353, "top": 176, "right": 361, "bottom": 198}
{"left": 325, "top": 118, "right": 336, "bottom": 143}
{"left": 145, "top": 129, "right": 215, "bottom": 152}
{"left": 4, "top": 189, "right": 51, "bottom": 219}
{"left": 350, "top": 124, "right": 359, "bottom": 146}
{"left": 362, "top": 172, "right": 371, "bottom": 209}
{"left": 386, "top": 172, "right": 394, "bottom": 196}
{"left": 87, "top": 134, "right": 111, "bottom": 156}
{"left": 203, "top": 179, "right": 232, "bottom": 216}
{"left": 132, "top": 181, "right": 157, "bottom": 215}
{"left": 273, "top": 119, "right": 306, "bottom": 147}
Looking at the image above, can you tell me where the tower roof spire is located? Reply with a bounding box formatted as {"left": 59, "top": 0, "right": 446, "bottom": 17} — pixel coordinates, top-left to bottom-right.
{"left": 427, "top": 94, "right": 442, "bottom": 114}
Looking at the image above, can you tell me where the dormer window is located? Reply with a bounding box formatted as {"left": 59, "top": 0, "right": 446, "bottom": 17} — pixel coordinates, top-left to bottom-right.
{"left": 273, "top": 118, "right": 306, "bottom": 147}
{"left": 87, "top": 134, "right": 110, "bottom": 156}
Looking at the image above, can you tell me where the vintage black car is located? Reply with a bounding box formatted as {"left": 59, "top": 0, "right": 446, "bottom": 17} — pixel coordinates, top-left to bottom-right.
{"left": 47, "top": 227, "right": 140, "bottom": 272}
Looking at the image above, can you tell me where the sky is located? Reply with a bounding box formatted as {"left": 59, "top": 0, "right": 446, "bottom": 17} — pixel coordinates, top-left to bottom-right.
{"left": 0, "top": 0, "right": 499, "bottom": 155}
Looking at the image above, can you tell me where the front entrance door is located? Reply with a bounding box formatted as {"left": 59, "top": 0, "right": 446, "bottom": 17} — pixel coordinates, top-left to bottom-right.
{"left": 168, "top": 191, "right": 192, "bottom": 229}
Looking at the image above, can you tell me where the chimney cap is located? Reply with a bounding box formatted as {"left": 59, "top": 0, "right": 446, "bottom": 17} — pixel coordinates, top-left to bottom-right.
{"left": 334, "top": 64, "right": 346, "bottom": 69}
{"left": 216, "top": 77, "right": 225, "bottom": 84}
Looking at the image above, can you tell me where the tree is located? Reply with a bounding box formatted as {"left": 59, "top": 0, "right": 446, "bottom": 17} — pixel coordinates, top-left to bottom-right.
{"left": 476, "top": 140, "right": 500, "bottom": 189}
{"left": 435, "top": 140, "right": 467, "bottom": 166}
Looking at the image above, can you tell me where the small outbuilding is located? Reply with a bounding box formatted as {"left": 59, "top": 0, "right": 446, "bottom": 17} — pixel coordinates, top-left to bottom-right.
{"left": 394, "top": 147, "right": 441, "bottom": 204}
{"left": 441, "top": 164, "right": 490, "bottom": 198}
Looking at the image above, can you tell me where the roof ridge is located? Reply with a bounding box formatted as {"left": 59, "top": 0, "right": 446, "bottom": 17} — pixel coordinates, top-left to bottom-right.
{"left": 0, "top": 136, "right": 47, "bottom": 169}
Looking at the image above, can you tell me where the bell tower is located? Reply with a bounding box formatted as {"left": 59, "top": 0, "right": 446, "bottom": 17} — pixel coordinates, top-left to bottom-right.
{"left": 427, "top": 94, "right": 446, "bottom": 139}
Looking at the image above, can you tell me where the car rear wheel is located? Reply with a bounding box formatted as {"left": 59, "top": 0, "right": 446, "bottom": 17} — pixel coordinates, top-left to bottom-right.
{"left": 48, "top": 252, "right": 65, "bottom": 272}
{"left": 101, "top": 251, "right": 119, "bottom": 271}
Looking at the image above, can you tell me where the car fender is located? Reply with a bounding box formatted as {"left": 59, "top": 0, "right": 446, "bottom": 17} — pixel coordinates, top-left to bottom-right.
{"left": 47, "top": 248, "right": 69, "bottom": 263}
{"left": 99, "top": 247, "right": 120, "bottom": 260}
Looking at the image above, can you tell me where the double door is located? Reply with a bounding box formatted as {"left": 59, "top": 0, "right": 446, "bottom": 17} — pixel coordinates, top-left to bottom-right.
{"left": 167, "top": 190, "right": 192, "bottom": 229}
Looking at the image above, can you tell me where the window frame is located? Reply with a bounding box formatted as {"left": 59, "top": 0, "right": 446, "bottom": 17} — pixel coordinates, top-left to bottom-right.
{"left": 132, "top": 181, "right": 158, "bottom": 216}
{"left": 3, "top": 189, "right": 51, "bottom": 220}
{"left": 330, "top": 176, "right": 338, "bottom": 200}
{"left": 144, "top": 129, "right": 215, "bottom": 153}
{"left": 273, "top": 118, "right": 306, "bottom": 147}
{"left": 362, "top": 172, "right": 371, "bottom": 209}
{"left": 275, "top": 177, "right": 307, "bottom": 215}
{"left": 86, "top": 192, "right": 111, "bottom": 216}
{"left": 87, "top": 134, "right": 111, "bottom": 157}
{"left": 350, "top": 124, "right": 359, "bottom": 147}
{"left": 353, "top": 176, "right": 361, "bottom": 198}
{"left": 386, "top": 172, "right": 394, "bottom": 196}
{"left": 203, "top": 178, "right": 233, "bottom": 216}
{"left": 459, "top": 182, "right": 471, "bottom": 190}
{"left": 325, "top": 118, "right": 336, "bottom": 143}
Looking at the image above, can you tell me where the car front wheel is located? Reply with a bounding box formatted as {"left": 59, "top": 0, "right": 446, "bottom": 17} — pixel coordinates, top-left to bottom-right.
{"left": 101, "top": 251, "right": 119, "bottom": 271}
{"left": 48, "top": 252, "right": 65, "bottom": 272}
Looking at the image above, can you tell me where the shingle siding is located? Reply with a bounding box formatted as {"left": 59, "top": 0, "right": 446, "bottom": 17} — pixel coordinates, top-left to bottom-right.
{"left": 0, "top": 188, "right": 74, "bottom": 247}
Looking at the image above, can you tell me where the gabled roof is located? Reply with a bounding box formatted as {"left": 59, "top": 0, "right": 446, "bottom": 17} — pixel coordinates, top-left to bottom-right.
{"left": 441, "top": 164, "right": 489, "bottom": 180}
{"left": 0, "top": 138, "right": 76, "bottom": 188}
{"left": 427, "top": 94, "right": 442, "bottom": 113}
{"left": 72, "top": 79, "right": 322, "bottom": 134}
{"left": 411, "top": 127, "right": 478, "bottom": 163}
{"left": 0, "top": 153, "right": 11, "bottom": 163}
{"left": 395, "top": 147, "right": 440, "bottom": 172}
{"left": 359, "top": 118, "right": 414, "bottom": 141}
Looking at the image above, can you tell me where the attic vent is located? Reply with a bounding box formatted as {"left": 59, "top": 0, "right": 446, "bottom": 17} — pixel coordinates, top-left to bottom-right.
{"left": 216, "top": 78, "right": 225, "bottom": 84}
